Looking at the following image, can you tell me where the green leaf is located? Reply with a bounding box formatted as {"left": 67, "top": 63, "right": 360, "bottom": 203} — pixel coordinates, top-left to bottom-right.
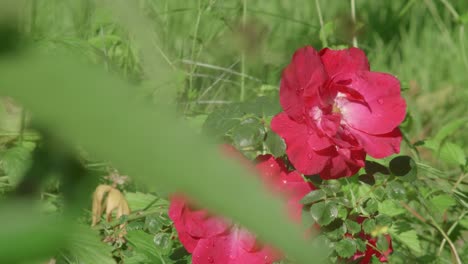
{"left": 430, "top": 194, "right": 456, "bottom": 212}
{"left": 324, "top": 221, "right": 347, "bottom": 240}
{"left": 345, "top": 219, "right": 361, "bottom": 235}
{"left": 386, "top": 181, "right": 406, "bottom": 200}
{"left": 362, "top": 219, "right": 376, "bottom": 234}
{"left": 300, "top": 189, "right": 326, "bottom": 205}
{"left": 88, "top": 34, "right": 122, "bottom": 49}
{"left": 433, "top": 118, "right": 467, "bottom": 143}
{"left": 125, "top": 192, "right": 166, "bottom": 211}
{"left": 202, "top": 103, "right": 243, "bottom": 139}
{"left": 355, "top": 238, "right": 367, "bottom": 252}
{"left": 337, "top": 205, "right": 348, "bottom": 220}
{"left": 0, "top": 53, "right": 322, "bottom": 263}
{"left": 378, "top": 200, "right": 405, "bottom": 216}
{"left": 153, "top": 233, "right": 173, "bottom": 255}
{"left": 460, "top": 12, "right": 468, "bottom": 24}
{"left": 265, "top": 131, "right": 285, "bottom": 157}
{"left": 64, "top": 225, "right": 115, "bottom": 264}
{"left": 186, "top": 115, "right": 208, "bottom": 134}
{"left": 364, "top": 199, "right": 378, "bottom": 214}
{"left": 321, "top": 180, "right": 341, "bottom": 195}
{"left": 376, "top": 235, "right": 390, "bottom": 252}
{"left": 1, "top": 143, "right": 35, "bottom": 184}
{"left": 125, "top": 253, "right": 152, "bottom": 264}
{"left": 310, "top": 201, "right": 339, "bottom": 226}
{"left": 422, "top": 139, "right": 439, "bottom": 151}
{"left": 144, "top": 213, "right": 170, "bottom": 234}
{"left": 439, "top": 142, "right": 466, "bottom": 166}
{"left": 335, "top": 238, "right": 357, "bottom": 258}
{"left": 375, "top": 214, "right": 392, "bottom": 227}
{"left": 126, "top": 230, "right": 163, "bottom": 262}
{"left": 371, "top": 255, "right": 382, "bottom": 264}
{"left": 319, "top": 22, "right": 335, "bottom": 46}
{"left": 460, "top": 217, "right": 468, "bottom": 229}
{"left": 393, "top": 230, "right": 422, "bottom": 254}
{"left": 232, "top": 119, "right": 265, "bottom": 149}
{"left": 242, "top": 96, "right": 281, "bottom": 118}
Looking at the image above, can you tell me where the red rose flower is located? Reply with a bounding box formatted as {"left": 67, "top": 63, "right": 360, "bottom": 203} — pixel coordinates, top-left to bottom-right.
{"left": 346, "top": 216, "right": 393, "bottom": 263}
{"left": 169, "top": 196, "right": 281, "bottom": 264}
{"left": 255, "top": 154, "right": 315, "bottom": 222}
{"left": 271, "top": 46, "right": 406, "bottom": 179}
{"left": 169, "top": 150, "right": 315, "bottom": 264}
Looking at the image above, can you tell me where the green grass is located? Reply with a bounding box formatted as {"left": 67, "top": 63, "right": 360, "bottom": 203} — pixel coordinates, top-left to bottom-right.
{"left": 0, "top": 0, "right": 467, "bottom": 263}
{"left": 21, "top": 0, "right": 467, "bottom": 146}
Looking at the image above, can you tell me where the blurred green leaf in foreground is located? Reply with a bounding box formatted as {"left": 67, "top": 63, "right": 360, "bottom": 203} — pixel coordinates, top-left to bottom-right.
{"left": 0, "top": 51, "right": 324, "bottom": 263}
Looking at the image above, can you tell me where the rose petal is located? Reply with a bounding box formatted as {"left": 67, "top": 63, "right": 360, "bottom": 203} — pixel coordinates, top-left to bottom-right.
{"left": 349, "top": 127, "right": 402, "bottom": 158}
{"left": 280, "top": 46, "right": 328, "bottom": 120}
{"left": 319, "top": 47, "right": 370, "bottom": 77}
{"left": 255, "top": 154, "right": 285, "bottom": 185}
{"left": 271, "top": 113, "right": 331, "bottom": 175}
{"left": 185, "top": 210, "right": 230, "bottom": 238}
{"left": 339, "top": 71, "right": 406, "bottom": 134}
{"left": 169, "top": 198, "right": 200, "bottom": 252}
{"left": 319, "top": 148, "right": 365, "bottom": 179}
{"left": 169, "top": 196, "right": 231, "bottom": 252}
{"left": 279, "top": 171, "right": 315, "bottom": 221}
{"left": 191, "top": 228, "right": 281, "bottom": 264}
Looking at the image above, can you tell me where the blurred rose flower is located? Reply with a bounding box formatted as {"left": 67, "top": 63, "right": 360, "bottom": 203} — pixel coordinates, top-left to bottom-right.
{"left": 169, "top": 148, "right": 315, "bottom": 264}
{"left": 271, "top": 46, "right": 406, "bottom": 179}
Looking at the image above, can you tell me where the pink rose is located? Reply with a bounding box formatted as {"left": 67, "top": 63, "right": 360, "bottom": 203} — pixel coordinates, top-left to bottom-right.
{"left": 272, "top": 46, "right": 406, "bottom": 179}
{"left": 169, "top": 148, "right": 315, "bottom": 264}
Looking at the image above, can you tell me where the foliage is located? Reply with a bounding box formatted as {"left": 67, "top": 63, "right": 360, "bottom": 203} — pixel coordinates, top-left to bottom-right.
{"left": 0, "top": 0, "right": 466, "bottom": 264}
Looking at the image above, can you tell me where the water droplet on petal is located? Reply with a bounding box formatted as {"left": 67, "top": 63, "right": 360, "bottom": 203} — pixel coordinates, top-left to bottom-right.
{"left": 208, "top": 256, "right": 214, "bottom": 263}
{"left": 307, "top": 153, "right": 313, "bottom": 160}
{"left": 377, "top": 98, "right": 384, "bottom": 105}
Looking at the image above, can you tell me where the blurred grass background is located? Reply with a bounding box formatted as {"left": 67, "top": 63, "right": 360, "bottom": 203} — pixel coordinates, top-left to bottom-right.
{"left": 0, "top": 0, "right": 467, "bottom": 263}
{"left": 3, "top": 0, "right": 465, "bottom": 153}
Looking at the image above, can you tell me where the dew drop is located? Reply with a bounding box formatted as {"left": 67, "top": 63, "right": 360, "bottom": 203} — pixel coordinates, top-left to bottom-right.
{"left": 377, "top": 98, "right": 384, "bottom": 105}
{"left": 307, "top": 153, "right": 313, "bottom": 159}
{"left": 208, "top": 256, "right": 214, "bottom": 263}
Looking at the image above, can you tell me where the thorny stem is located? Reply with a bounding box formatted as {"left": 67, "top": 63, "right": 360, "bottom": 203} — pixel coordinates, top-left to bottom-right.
{"left": 350, "top": 0, "right": 358, "bottom": 47}
{"left": 403, "top": 199, "right": 462, "bottom": 264}
{"left": 400, "top": 202, "right": 427, "bottom": 223}
{"left": 451, "top": 173, "right": 467, "bottom": 192}
{"left": 142, "top": 197, "right": 161, "bottom": 211}
{"left": 430, "top": 216, "right": 462, "bottom": 264}
{"left": 437, "top": 210, "right": 467, "bottom": 256}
